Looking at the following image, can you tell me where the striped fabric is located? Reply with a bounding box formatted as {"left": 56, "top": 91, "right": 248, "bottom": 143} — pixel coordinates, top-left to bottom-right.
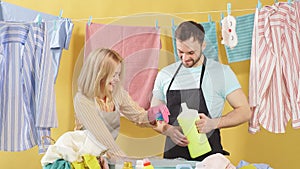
{"left": 249, "top": 2, "right": 300, "bottom": 133}
{"left": 74, "top": 88, "right": 152, "bottom": 159}
{"left": 74, "top": 93, "right": 126, "bottom": 159}
{"left": 202, "top": 21, "right": 219, "bottom": 61}
{"left": 0, "top": 1, "right": 74, "bottom": 83}
{"left": 172, "top": 21, "right": 219, "bottom": 62}
{"left": 225, "top": 13, "right": 255, "bottom": 63}
{"left": 0, "top": 22, "right": 56, "bottom": 153}
{"left": 294, "top": 1, "right": 300, "bottom": 127}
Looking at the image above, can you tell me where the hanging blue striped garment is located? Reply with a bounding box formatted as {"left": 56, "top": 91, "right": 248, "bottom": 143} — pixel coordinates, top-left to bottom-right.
{"left": 0, "top": 1, "right": 74, "bottom": 83}
{"left": 225, "top": 13, "right": 255, "bottom": 63}
{"left": 201, "top": 21, "right": 219, "bottom": 61}
{"left": 0, "top": 22, "right": 57, "bottom": 153}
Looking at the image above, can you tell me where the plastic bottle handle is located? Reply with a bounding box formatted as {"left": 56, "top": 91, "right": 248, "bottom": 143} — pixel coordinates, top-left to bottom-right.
{"left": 181, "top": 102, "right": 188, "bottom": 110}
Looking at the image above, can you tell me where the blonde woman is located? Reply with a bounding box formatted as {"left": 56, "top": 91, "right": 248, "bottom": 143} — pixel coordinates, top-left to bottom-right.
{"left": 73, "top": 48, "right": 167, "bottom": 163}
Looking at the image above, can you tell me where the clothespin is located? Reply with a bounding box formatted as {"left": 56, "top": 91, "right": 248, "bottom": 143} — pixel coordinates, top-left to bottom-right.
{"left": 274, "top": 0, "right": 278, "bottom": 3}
{"left": 171, "top": 18, "right": 178, "bottom": 61}
{"left": 171, "top": 18, "right": 175, "bottom": 28}
{"left": 59, "top": 9, "right": 63, "bottom": 19}
{"left": 155, "top": 19, "right": 159, "bottom": 30}
{"left": 208, "top": 14, "right": 212, "bottom": 22}
{"left": 227, "top": 3, "right": 231, "bottom": 16}
{"left": 36, "top": 14, "right": 42, "bottom": 25}
{"left": 54, "top": 9, "right": 63, "bottom": 31}
{"left": 87, "top": 16, "right": 92, "bottom": 26}
{"left": 288, "top": 0, "right": 292, "bottom": 6}
{"left": 257, "top": 0, "right": 262, "bottom": 10}
{"left": 220, "top": 13, "right": 224, "bottom": 26}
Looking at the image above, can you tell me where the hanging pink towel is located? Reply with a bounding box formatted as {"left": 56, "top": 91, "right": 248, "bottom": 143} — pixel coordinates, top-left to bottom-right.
{"left": 85, "top": 23, "right": 161, "bottom": 109}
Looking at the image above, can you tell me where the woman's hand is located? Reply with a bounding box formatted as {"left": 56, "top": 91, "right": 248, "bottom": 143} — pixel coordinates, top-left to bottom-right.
{"left": 147, "top": 104, "right": 170, "bottom": 124}
{"left": 98, "top": 156, "right": 109, "bottom": 169}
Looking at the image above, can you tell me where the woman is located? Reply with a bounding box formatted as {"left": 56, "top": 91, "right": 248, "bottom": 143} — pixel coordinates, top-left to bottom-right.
{"left": 73, "top": 48, "right": 167, "bottom": 162}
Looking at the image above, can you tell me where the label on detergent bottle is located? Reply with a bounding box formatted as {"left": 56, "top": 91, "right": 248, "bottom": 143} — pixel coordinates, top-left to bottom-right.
{"left": 177, "top": 102, "right": 211, "bottom": 158}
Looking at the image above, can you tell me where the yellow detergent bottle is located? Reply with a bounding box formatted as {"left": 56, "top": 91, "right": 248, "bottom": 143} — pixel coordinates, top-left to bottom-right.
{"left": 143, "top": 158, "right": 154, "bottom": 169}
{"left": 177, "top": 102, "right": 211, "bottom": 158}
{"left": 122, "top": 161, "right": 133, "bottom": 169}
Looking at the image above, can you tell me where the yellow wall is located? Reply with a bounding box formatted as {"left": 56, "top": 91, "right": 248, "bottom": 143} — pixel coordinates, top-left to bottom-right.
{"left": 1, "top": 0, "right": 299, "bottom": 169}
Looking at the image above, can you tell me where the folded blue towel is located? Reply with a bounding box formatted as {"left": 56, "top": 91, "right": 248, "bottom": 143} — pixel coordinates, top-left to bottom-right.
{"left": 225, "top": 13, "right": 255, "bottom": 63}
{"left": 237, "top": 160, "right": 273, "bottom": 169}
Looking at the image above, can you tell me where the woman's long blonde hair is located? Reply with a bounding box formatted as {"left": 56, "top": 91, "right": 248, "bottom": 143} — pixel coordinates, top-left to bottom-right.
{"left": 77, "top": 48, "right": 123, "bottom": 100}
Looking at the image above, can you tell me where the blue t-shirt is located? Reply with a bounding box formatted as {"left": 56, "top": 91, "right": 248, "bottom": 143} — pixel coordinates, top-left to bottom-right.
{"left": 152, "top": 59, "right": 241, "bottom": 118}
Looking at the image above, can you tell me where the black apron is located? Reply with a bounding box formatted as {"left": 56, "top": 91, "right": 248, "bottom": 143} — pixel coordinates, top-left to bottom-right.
{"left": 163, "top": 57, "right": 229, "bottom": 161}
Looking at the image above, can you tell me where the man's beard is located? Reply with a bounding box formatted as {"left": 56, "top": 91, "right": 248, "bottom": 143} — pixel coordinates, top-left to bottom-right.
{"left": 183, "top": 52, "right": 202, "bottom": 68}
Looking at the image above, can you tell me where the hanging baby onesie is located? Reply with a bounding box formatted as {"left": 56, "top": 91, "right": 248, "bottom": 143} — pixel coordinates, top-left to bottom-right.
{"left": 84, "top": 23, "right": 161, "bottom": 109}
{"left": 221, "top": 15, "right": 238, "bottom": 49}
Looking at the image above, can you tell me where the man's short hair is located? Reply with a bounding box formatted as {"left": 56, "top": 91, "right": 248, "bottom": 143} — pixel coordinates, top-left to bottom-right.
{"left": 175, "top": 21, "right": 205, "bottom": 44}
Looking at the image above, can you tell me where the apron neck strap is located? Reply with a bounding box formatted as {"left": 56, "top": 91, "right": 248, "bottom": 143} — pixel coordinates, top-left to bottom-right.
{"left": 199, "top": 56, "right": 207, "bottom": 87}
{"left": 167, "top": 62, "right": 183, "bottom": 91}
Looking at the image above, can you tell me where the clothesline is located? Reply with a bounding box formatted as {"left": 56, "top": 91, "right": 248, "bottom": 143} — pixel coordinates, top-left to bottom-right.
{"left": 71, "top": 8, "right": 256, "bottom": 22}
{"left": 0, "top": 7, "right": 257, "bottom": 25}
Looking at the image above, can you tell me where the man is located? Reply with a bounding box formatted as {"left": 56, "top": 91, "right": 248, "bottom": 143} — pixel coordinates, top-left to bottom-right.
{"left": 151, "top": 21, "right": 251, "bottom": 161}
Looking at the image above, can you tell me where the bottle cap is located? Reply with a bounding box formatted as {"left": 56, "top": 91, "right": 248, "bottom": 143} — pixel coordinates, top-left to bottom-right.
{"left": 143, "top": 158, "right": 151, "bottom": 166}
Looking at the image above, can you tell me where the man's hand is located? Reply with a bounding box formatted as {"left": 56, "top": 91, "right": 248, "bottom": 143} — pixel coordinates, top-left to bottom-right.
{"left": 195, "top": 113, "right": 218, "bottom": 133}
{"left": 163, "top": 125, "right": 189, "bottom": 147}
